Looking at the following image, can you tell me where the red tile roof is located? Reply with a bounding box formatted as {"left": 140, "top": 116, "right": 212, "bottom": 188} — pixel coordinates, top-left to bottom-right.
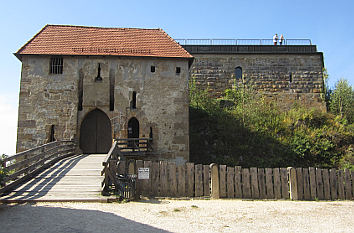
{"left": 15, "top": 25, "right": 193, "bottom": 59}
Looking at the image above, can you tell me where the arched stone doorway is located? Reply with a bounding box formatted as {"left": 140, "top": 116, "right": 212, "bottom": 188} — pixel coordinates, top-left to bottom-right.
{"left": 80, "top": 109, "right": 112, "bottom": 153}
{"left": 128, "top": 117, "right": 139, "bottom": 139}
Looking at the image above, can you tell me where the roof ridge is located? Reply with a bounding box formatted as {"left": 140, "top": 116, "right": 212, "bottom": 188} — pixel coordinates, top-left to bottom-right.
{"left": 159, "top": 28, "right": 192, "bottom": 57}
{"left": 46, "top": 24, "right": 160, "bottom": 31}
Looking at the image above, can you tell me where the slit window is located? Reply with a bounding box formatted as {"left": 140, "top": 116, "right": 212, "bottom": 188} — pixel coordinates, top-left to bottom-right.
{"left": 50, "top": 57, "right": 63, "bottom": 74}
{"left": 176, "top": 67, "right": 181, "bottom": 74}
{"left": 151, "top": 66, "right": 155, "bottom": 73}
{"left": 234, "top": 66, "right": 242, "bottom": 80}
{"left": 130, "top": 91, "right": 137, "bottom": 109}
{"left": 289, "top": 73, "right": 293, "bottom": 83}
{"left": 49, "top": 125, "right": 56, "bottom": 142}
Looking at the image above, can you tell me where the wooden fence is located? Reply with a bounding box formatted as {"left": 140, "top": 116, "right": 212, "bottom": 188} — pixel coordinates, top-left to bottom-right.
{"left": 117, "top": 160, "right": 353, "bottom": 200}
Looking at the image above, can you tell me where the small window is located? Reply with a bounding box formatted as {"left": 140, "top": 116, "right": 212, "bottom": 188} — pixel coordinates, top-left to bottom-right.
{"left": 176, "top": 67, "right": 181, "bottom": 74}
{"left": 289, "top": 73, "right": 293, "bottom": 83}
{"left": 234, "top": 66, "right": 242, "bottom": 80}
{"left": 130, "top": 91, "right": 137, "bottom": 109}
{"left": 50, "top": 57, "right": 63, "bottom": 74}
{"left": 151, "top": 66, "right": 155, "bottom": 73}
{"left": 49, "top": 125, "right": 56, "bottom": 142}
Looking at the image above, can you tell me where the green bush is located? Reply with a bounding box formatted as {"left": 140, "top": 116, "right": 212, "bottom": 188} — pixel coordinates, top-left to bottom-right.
{"left": 189, "top": 81, "right": 354, "bottom": 169}
{"left": 0, "top": 154, "right": 9, "bottom": 187}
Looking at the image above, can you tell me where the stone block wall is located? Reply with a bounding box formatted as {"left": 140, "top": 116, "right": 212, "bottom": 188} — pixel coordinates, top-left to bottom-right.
{"left": 17, "top": 55, "right": 190, "bottom": 163}
{"left": 189, "top": 53, "right": 326, "bottom": 110}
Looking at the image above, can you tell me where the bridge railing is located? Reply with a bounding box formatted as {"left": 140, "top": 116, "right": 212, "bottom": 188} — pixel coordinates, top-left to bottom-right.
{"left": 0, "top": 140, "right": 76, "bottom": 194}
{"left": 175, "top": 39, "right": 312, "bottom": 45}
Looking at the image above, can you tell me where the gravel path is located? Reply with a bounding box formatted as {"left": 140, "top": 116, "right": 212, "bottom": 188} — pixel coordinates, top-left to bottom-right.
{"left": 0, "top": 199, "right": 353, "bottom": 233}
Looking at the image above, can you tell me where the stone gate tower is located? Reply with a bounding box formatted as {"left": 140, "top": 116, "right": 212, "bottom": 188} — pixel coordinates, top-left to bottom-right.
{"left": 15, "top": 25, "right": 193, "bottom": 163}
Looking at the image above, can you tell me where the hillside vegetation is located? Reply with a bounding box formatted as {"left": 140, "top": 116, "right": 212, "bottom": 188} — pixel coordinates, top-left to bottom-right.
{"left": 189, "top": 79, "right": 354, "bottom": 169}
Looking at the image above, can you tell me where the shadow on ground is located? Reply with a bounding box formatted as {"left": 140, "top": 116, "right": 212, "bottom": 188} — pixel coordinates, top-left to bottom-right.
{"left": 0, "top": 203, "right": 169, "bottom": 233}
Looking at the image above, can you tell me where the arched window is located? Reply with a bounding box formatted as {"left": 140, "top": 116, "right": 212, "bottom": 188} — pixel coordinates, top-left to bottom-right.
{"left": 234, "top": 66, "right": 242, "bottom": 80}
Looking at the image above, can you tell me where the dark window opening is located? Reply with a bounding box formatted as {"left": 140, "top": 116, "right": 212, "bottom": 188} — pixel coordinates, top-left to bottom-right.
{"left": 235, "top": 66, "right": 242, "bottom": 80}
{"left": 109, "top": 69, "right": 115, "bottom": 111}
{"left": 130, "top": 91, "right": 137, "bottom": 109}
{"left": 49, "top": 125, "right": 56, "bottom": 142}
{"left": 78, "top": 70, "right": 83, "bottom": 111}
{"left": 128, "top": 117, "right": 139, "bottom": 148}
{"left": 289, "top": 73, "right": 293, "bottom": 83}
{"left": 151, "top": 66, "right": 155, "bottom": 73}
{"left": 50, "top": 57, "right": 63, "bottom": 74}
{"left": 149, "top": 127, "right": 153, "bottom": 139}
{"left": 176, "top": 67, "right": 181, "bottom": 74}
{"left": 95, "top": 63, "right": 102, "bottom": 82}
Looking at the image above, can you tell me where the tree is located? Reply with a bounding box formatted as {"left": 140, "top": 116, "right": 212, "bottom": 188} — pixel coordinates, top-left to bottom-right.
{"left": 329, "top": 79, "right": 354, "bottom": 123}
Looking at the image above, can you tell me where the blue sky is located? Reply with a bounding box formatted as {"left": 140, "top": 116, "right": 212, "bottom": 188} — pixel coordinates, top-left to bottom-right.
{"left": 0, "top": 0, "right": 353, "bottom": 155}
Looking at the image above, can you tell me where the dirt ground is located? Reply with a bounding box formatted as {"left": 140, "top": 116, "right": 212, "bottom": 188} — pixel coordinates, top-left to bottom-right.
{"left": 0, "top": 199, "right": 353, "bottom": 233}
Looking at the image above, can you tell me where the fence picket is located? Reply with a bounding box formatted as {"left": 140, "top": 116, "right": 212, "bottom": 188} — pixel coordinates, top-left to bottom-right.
{"left": 203, "top": 165, "right": 210, "bottom": 196}
{"left": 151, "top": 162, "right": 160, "bottom": 196}
{"left": 296, "top": 168, "right": 304, "bottom": 200}
{"left": 344, "top": 169, "right": 352, "bottom": 200}
{"left": 309, "top": 167, "right": 316, "bottom": 200}
{"left": 177, "top": 164, "right": 186, "bottom": 197}
{"left": 136, "top": 160, "right": 144, "bottom": 197}
{"left": 219, "top": 165, "right": 227, "bottom": 198}
{"left": 280, "top": 168, "right": 289, "bottom": 199}
{"left": 258, "top": 168, "right": 266, "bottom": 199}
{"left": 303, "top": 168, "right": 311, "bottom": 200}
{"left": 273, "top": 168, "right": 281, "bottom": 199}
{"left": 329, "top": 169, "right": 337, "bottom": 200}
{"left": 322, "top": 169, "right": 330, "bottom": 200}
{"left": 159, "top": 161, "right": 168, "bottom": 197}
{"left": 316, "top": 168, "right": 324, "bottom": 200}
{"left": 234, "top": 166, "right": 242, "bottom": 198}
{"left": 242, "top": 168, "right": 251, "bottom": 198}
{"left": 186, "top": 163, "right": 194, "bottom": 197}
{"left": 143, "top": 161, "right": 152, "bottom": 196}
{"left": 227, "top": 167, "right": 235, "bottom": 198}
{"left": 168, "top": 162, "right": 177, "bottom": 197}
{"left": 265, "top": 168, "right": 274, "bottom": 199}
{"left": 195, "top": 164, "right": 203, "bottom": 197}
{"left": 338, "top": 170, "right": 345, "bottom": 199}
{"left": 250, "top": 167, "right": 259, "bottom": 199}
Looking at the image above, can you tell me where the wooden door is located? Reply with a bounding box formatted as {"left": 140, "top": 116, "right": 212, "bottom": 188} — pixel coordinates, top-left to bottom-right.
{"left": 80, "top": 109, "right": 112, "bottom": 153}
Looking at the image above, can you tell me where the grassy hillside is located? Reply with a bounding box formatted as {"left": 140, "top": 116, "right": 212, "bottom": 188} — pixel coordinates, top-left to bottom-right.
{"left": 189, "top": 82, "right": 353, "bottom": 169}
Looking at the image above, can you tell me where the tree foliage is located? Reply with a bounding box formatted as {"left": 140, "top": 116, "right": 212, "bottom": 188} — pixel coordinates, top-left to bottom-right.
{"left": 329, "top": 79, "right": 354, "bottom": 123}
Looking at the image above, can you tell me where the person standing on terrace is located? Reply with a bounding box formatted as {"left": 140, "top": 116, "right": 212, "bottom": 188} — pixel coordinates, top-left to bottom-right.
{"left": 273, "top": 34, "right": 278, "bottom": 45}
{"left": 280, "top": 34, "right": 284, "bottom": 45}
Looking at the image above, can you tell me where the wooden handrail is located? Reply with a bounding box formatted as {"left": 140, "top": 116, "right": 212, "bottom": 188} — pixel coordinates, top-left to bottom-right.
{"left": 0, "top": 140, "right": 76, "bottom": 195}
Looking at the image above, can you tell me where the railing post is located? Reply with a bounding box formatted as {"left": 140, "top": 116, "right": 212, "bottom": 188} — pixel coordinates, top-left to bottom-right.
{"left": 210, "top": 163, "right": 219, "bottom": 199}
{"left": 288, "top": 167, "right": 298, "bottom": 200}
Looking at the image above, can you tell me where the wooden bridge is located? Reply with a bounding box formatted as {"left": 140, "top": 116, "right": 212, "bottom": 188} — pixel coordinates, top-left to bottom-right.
{"left": 0, "top": 139, "right": 150, "bottom": 203}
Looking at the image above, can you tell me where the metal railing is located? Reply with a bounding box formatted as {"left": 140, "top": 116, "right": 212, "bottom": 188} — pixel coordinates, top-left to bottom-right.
{"left": 175, "top": 39, "right": 312, "bottom": 46}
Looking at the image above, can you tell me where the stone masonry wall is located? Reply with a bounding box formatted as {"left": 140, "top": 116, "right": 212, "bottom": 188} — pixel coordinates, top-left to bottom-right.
{"left": 17, "top": 55, "right": 190, "bottom": 163}
{"left": 190, "top": 53, "right": 326, "bottom": 110}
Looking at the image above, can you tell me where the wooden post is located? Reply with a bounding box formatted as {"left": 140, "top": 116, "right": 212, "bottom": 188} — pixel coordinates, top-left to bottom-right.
{"left": 226, "top": 166, "right": 235, "bottom": 198}
{"left": 168, "top": 162, "right": 177, "bottom": 197}
{"left": 194, "top": 164, "right": 203, "bottom": 197}
{"left": 210, "top": 163, "right": 219, "bottom": 199}
{"left": 337, "top": 170, "right": 345, "bottom": 200}
{"left": 219, "top": 165, "right": 227, "bottom": 198}
{"left": 265, "top": 168, "right": 274, "bottom": 199}
{"left": 258, "top": 168, "right": 266, "bottom": 199}
{"left": 159, "top": 161, "right": 168, "bottom": 197}
{"left": 186, "top": 162, "right": 195, "bottom": 197}
{"left": 288, "top": 167, "right": 298, "bottom": 200}
{"left": 250, "top": 167, "right": 259, "bottom": 199}
{"left": 242, "top": 168, "right": 251, "bottom": 198}
{"left": 344, "top": 169, "right": 352, "bottom": 200}
{"left": 203, "top": 165, "right": 210, "bottom": 197}
{"left": 322, "top": 169, "right": 330, "bottom": 200}
{"left": 151, "top": 161, "right": 160, "bottom": 197}
{"left": 309, "top": 167, "right": 317, "bottom": 200}
{"left": 296, "top": 168, "right": 304, "bottom": 200}
{"left": 234, "top": 166, "right": 242, "bottom": 198}
{"left": 143, "top": 161, "right": 152, "bottom": 197}
{"left": 280, "top": 168, "right": 289, "bottom": 199}
{"left": 273, "top": 168, "right": 281, "bottom": 199}
{"left": 329, "top": 168, "right": 337, "bottom": 200}
{"left": 135, "top": 160, "right": 144, "bottom": 198}
{"left": 127, "top": 160, "right": 135, "bottom": 174}
{"left": 177, "top": 164, "right": 186, "bottom": 197}
{"left": 303, "top": 168, "right": 311, "bottom": 200}
{"left": 316, "top": 168, "right": 324, "bottom": 200}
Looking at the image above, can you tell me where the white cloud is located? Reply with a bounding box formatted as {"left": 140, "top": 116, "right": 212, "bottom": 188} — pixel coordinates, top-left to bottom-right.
{"left": 0, "top": 94, "right": 18, "bottom": 155}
